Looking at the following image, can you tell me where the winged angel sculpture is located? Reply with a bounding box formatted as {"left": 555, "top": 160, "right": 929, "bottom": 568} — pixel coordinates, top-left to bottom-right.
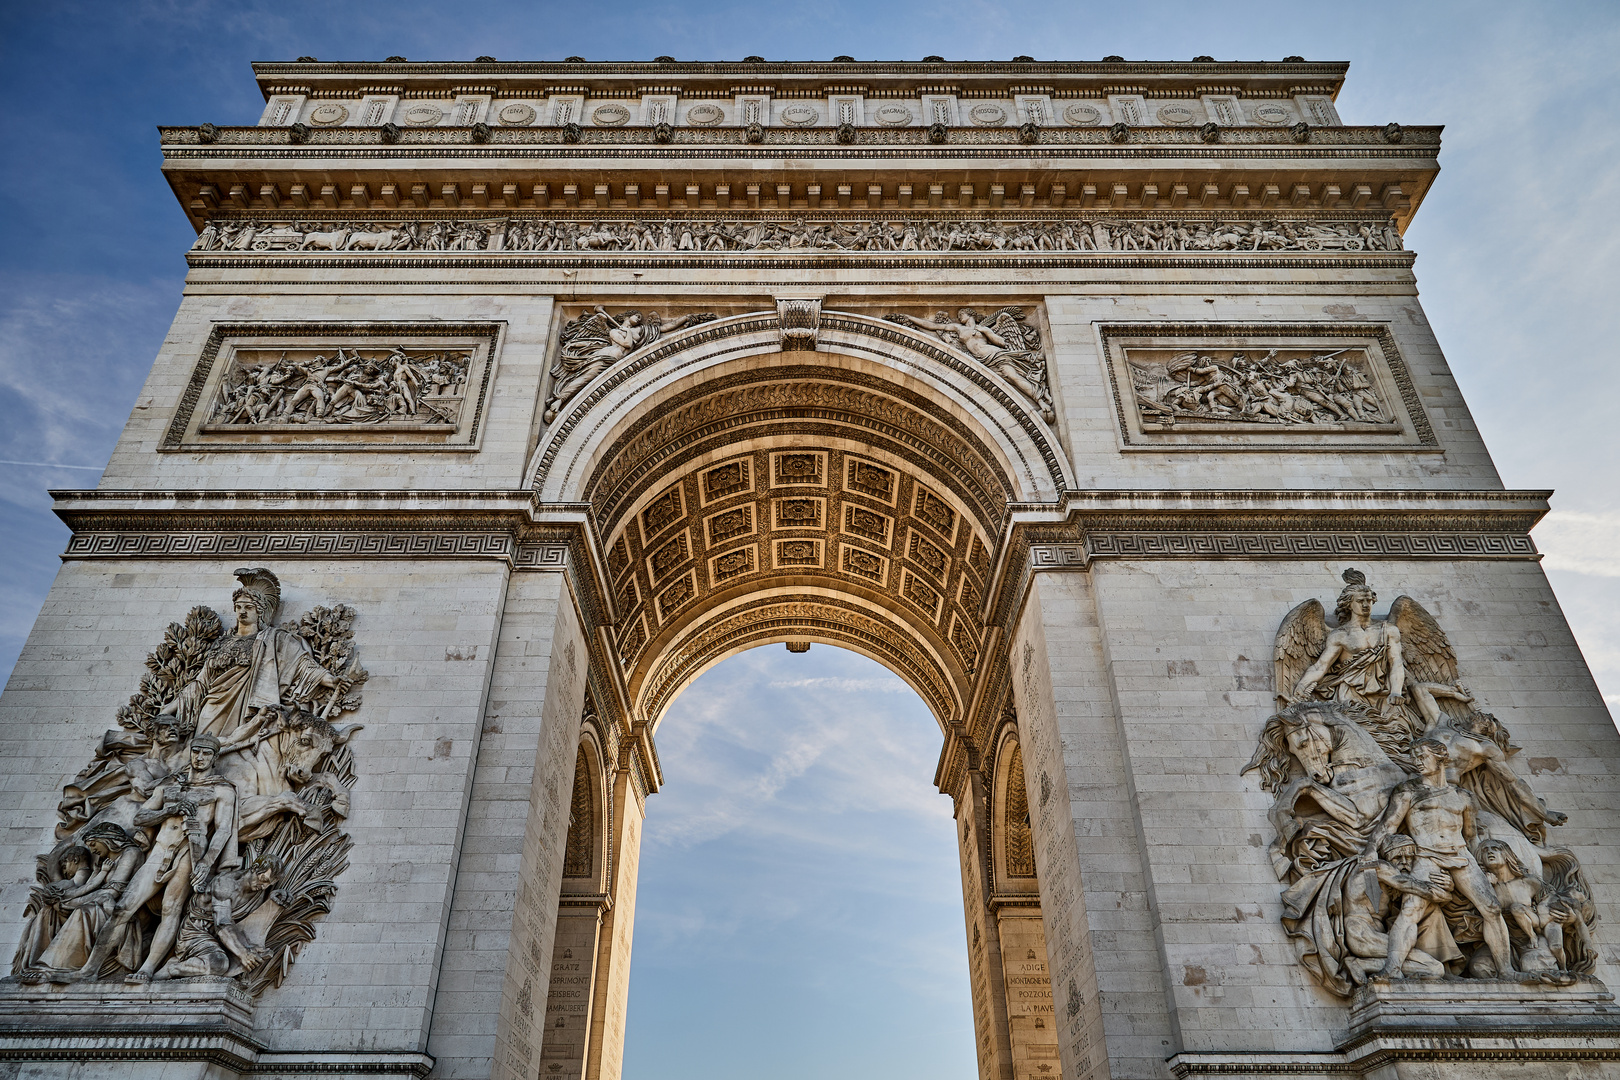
{"left": 8, "top": 568, "right": 366, "bottom": 996}
{"left": 1244, "top": 569, "right": 1595, "bottom": 996}
{"left": 884, "top": 307, "right": 1056, "bottom": 423}
{"left": 543, "top": 307, "right": 717, "bottom": 424}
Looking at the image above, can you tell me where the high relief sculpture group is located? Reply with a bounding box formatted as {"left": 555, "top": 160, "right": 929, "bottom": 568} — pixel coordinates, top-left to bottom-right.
{"left": 1247, "top": 569, "right": 1597, "bottom": 994}
{"left": 8, "top": 569, "right": 366, "bottom": 995}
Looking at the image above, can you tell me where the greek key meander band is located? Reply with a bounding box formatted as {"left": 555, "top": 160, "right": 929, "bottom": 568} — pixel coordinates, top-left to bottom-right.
{"left": 63, "top": 529, "right": 1537, "bottom": 562}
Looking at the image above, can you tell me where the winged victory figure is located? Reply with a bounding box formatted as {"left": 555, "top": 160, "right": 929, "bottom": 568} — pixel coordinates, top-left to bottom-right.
{"left": 543, "top": 307, "right": 716, "bottom": 423}
{"left": 884, "top": 307, "right": 1056, "bottom": 423}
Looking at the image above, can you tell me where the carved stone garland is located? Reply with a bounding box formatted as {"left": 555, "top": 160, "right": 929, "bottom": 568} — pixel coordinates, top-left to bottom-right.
{"left": 8, "top": 568, "right": 366, "bottom": 997}
{"left": 1244, "top": 569, "right": 1597, "bottom": 998}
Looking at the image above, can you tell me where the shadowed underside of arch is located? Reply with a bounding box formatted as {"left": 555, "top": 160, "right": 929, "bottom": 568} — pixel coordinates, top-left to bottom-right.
{"left": 559, "top": 321, "right": 1049, "bottom": 737}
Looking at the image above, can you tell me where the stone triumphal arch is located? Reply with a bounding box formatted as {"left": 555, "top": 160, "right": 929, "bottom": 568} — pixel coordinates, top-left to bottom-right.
{"left": 3, "top": 56, "right": 1618, "bottom": 1080}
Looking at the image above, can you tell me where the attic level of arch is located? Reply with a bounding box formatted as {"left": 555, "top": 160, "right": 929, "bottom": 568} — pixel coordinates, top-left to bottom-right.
{"left": 248, "top": 56, "right": 1352, "bottom": 100}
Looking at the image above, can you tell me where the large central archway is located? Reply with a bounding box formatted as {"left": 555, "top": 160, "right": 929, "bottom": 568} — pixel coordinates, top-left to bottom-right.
{"left": 525, "top": 310, "right": 1070, "bottom": 1078}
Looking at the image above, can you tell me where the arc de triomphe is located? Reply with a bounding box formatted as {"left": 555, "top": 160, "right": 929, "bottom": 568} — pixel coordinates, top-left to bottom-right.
{"left": 2, "top": 57, "right": 1617, "bottom": 1080}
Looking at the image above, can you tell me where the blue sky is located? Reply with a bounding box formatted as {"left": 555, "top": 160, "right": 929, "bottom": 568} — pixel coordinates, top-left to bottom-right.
{"left": 0, "top": 2, "right": 1617, "bottom": 1076}
{"left": 624, "top": 647, "right": 972, "bottom": 1077}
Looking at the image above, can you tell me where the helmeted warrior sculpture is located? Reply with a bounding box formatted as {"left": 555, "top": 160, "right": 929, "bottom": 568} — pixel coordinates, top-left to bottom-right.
{"left": 7, "top": 568, "right": 366, "bottom": 997}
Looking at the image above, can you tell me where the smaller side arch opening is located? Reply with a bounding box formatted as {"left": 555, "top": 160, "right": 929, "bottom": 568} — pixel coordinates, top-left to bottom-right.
{"left": 983, "top": 710, "right": 1058, "bottom": 1072}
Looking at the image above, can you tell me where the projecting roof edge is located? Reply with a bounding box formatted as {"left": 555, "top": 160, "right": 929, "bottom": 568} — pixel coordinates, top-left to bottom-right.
{"left": 249, "top": 59, "right": 1350, "bottom": 100}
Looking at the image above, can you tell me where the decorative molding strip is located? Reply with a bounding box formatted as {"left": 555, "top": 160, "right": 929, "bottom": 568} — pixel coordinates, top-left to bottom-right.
{"left": 1029, "top": 543, "right": 1089, "bottom": 568}
{"left": 987, "top": 506, "right": 1546, "bottom": 635}
{"left": 514, "top": 541, "right": 572, "bottom": 569}
{"left": 1083, "top": 531, "right": 1535, "bottom": 559}
{"left": 162, "top": 123, "right": 1436, "bottom": 150}
{"left": 63, "top": 530, "right": 518, "bottom": 559}
{"left": 0, "top": 1035, "right": 434, "bottom": 1077}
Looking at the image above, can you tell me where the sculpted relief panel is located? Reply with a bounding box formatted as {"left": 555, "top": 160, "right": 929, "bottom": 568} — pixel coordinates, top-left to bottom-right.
{"left": 885, "top": 307, "right": 1054, "bottom": 423}
{"left": 9, "top": 569, "right": 364, "bottom": 995}
{"left": 210, "top": 346, "right": 473, "bottom": 429}
{"left": 163, "top": 322, "right": 499, "bottom": 451}
{"left": 1244, "top": 570, "right": 1597, "bottom": 997}
{"left": 1126, "top": 346, "right": 1392, "bottom": 429}
{"left": 1100, "top": 325, "right": 1434, "bottom": 449}
{"left": 544, "top": 307, "right": 717, "bottom": 423}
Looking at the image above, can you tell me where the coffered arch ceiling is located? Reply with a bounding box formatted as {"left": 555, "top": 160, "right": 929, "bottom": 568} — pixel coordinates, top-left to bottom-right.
{"left": 560, "top": 318, "right": 1056, "bottom": 734}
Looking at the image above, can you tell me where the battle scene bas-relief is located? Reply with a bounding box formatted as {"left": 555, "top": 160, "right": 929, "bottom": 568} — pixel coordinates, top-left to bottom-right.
{"left": 190, "top": 214, "right": 1405, "bottom": 256}
{"left": 1244, "top": 569, "right": 1597, "bottom": 998}
{"left": 209, "top": 345, "right": 472, "bottom": 429}
{"left": 1127, "top": 346, "right": 1394, "bottom": 429}
{"left": 7, "top": 569, "right": 365, "bottom": 997}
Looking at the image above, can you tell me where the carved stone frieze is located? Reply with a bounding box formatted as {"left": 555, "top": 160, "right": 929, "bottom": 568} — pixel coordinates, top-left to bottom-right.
{"left": 1126, "top": 346, "right": 1391, "bottom": 428}
{"left": 208, "top": 345, "right": 472, "bottom": 429}
{"left": 1244, "top": 569, "right": 1598, "bottom": 997}
{"left": 190, "top": 214, "right": 1404, "bottom": 257}
{"left": 164, "top": 122, "right": 1442, "bottom": 150}
{"left": 8, "top": 569, "right": 364, "bottom": 998}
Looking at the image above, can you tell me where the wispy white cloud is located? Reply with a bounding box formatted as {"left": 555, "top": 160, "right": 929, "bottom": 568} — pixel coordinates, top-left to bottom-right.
{"left": 1538, "top": 511, "right": 1620, "bottom": 578}
{"left": 768, "top": 675, "right": 913, "bottom": 692}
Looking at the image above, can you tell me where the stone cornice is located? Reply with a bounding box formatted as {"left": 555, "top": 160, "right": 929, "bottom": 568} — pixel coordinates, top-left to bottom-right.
{"left": 982, "top": 489, "right": 1552, "bottom": 636}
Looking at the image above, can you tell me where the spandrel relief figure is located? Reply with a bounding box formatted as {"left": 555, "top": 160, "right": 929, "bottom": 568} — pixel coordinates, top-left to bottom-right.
{"left": 543, "top": 306, "right": 717, "bottom": 423}
{"left": 1129, "top": 348, "right": 1392, "bottom": 428}
{"left": 886, "top": 307, "right": 1056, "bottom": 422}
{"left": 1245, "top": 568, "right": 1598, "bottom": 997}
{"left": 210, "top": 346, "right": 470, "bottom": 428}
{"left": 6, "top": 568, "right": 365, "bottom": 997}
